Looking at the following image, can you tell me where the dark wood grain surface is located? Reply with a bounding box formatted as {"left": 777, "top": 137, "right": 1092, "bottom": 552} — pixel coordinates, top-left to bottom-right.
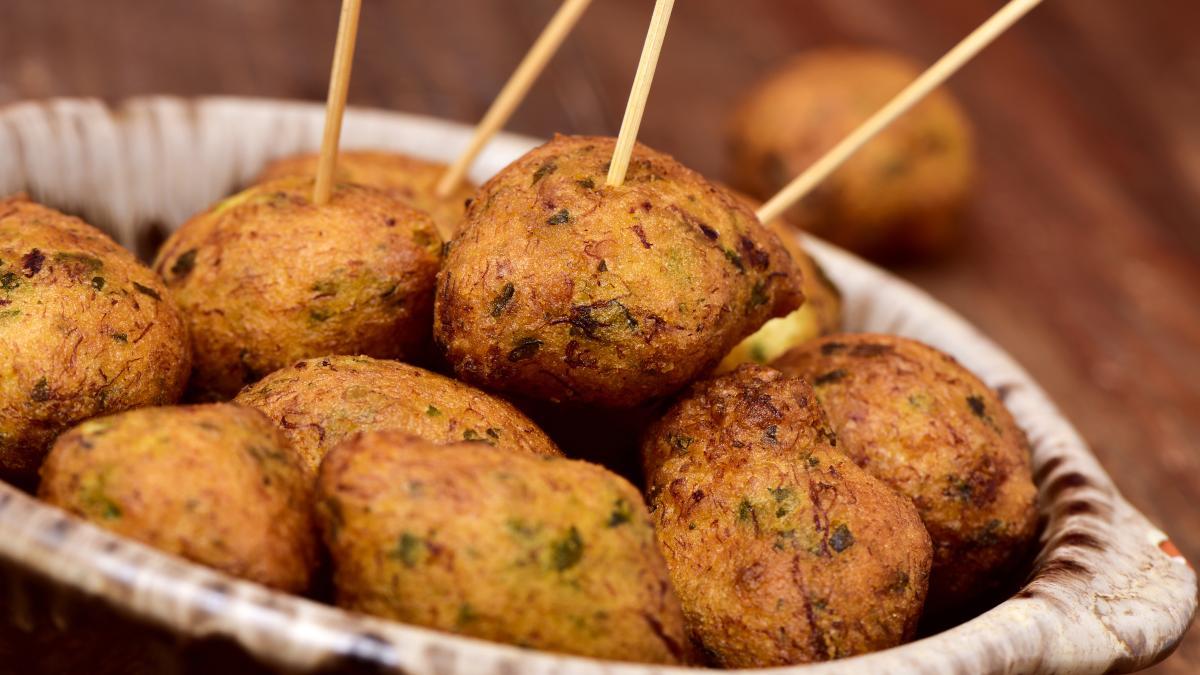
{"left": 1, "top": 1, "right": 1197, "bottom": 672}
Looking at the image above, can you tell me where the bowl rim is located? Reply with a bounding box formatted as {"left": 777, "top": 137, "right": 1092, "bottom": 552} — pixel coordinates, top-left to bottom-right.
{"left": 0, "top": 95, "right": 1194, "bottom": 675}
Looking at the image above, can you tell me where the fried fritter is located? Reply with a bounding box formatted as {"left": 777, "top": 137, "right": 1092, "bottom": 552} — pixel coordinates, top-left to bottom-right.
{"left": 728, "top": 48, "right": 975, "bottom": 260}
{"left": 154, "top": 177, "right": 442, "bottom": 400}
{"left": 234, "top": 354, "right": 560, "bottom": 476}
{"left": 316, "top": 430, "right": 688, "bottom": 664}
{"left": 435, "top": 135, "right": 803, "bottom": 408}
{"left": 0, "top": 196, "right": 190, "bottom": 483}
{"left": 257, "top": 151, "right": 475, "bottom": 240}
{"left": 772, "top": 334, "right": 1037, "bottom": 612}
{"left": 718, "top": 217, "right": 842, "bottom": 372}
{"left": 643, "top": 365, "right": 931, "bottom": 667}
{"left": 38, "top": 403, "right": 317, "bottom": 592}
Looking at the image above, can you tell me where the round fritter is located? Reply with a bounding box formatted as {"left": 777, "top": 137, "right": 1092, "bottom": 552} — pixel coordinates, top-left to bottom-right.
{"left": 154, "top": 176, "right": 442, "bottom": 401}
{"left": 643, "top": 365, "right": 931, "bottom": 667}
{"left": 0, "top": 196, "right": 190, "bottom": 483}
{"left": 435, "top": 134, "right": 804, "bottom": 408}
{"left": 718, "top": 217, "right": 842, "bottom": 372}
{"left": 316, "top": 430, "right": 688, "bottom": 664}
{"left": 234, "top": 354, "right": 560, "bottom": 475}
{"left": 772, "top": 334, "right": 1037, "bottom": 613}
{"left": 257, "top": 151, "right": 475, "bottom": 240}
{"left": 728, "top": 48, "right": 975, "bottom": 260}
{"left": 38, "top": 403, "right": 316, "bottom": 592}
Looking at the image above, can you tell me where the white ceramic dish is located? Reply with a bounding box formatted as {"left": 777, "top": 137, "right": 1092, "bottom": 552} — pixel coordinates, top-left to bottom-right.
{"left": 0, "top": 96, "right": 1194, "bottom": 674}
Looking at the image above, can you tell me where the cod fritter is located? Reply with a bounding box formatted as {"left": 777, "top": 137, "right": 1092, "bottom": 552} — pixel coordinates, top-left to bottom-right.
{"left": 0, "top": 196, "right": 190, "bottom": 483}
{"left": 257, "top": 151, "right": 476, "bottom": 240}
{"left": 719, "top": 216, "right": 842, "bottom": 372}
{"left": 728, "top": 48, "right": 975, "bottom": 260}
{"left": 316, "top": 431, "right": 688, "bottom": 664}
{"left": 38, "top": 403, "right": 317, "bottom": 592}
{"left": 154, "top": 177, "right": 442, "bottom": 400}
{"left": 234, "top": 354, "right": 560, "bottom": 475}
{"left": 435, "top": 134, "right": 804, "bottom": 408}
{"left": 643, "top": 365, "right": 931, "bottom": 667}
{"left": 773, "top": 334, "right": 1038, "bottom": 613}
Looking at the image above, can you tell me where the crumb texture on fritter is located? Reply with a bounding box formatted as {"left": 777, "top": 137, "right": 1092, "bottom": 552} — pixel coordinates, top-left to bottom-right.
{"left": 316, "top": 430, "right": 688, "bottom": 664}
{"left": 0, "top": 196, "right": 190, "bottom": 482}
{"left": 773, "top": 333, "right": 1038, "bottom": 612}
{"left": 235, "top": 354, "right": 561, "bottom": 475}
{"left": 436, "top": 135, "right": 803, "bottom": 408}
{"left": 38, "top": 403, "right": 317, "bottom": 592}
{"left": 643, "top": 365, "right": 932, "bottom": 667}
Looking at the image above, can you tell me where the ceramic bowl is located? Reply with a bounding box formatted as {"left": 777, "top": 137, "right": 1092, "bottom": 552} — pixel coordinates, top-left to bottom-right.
{"left": 0, "top": 96, "right": 1194, "bottom": 674}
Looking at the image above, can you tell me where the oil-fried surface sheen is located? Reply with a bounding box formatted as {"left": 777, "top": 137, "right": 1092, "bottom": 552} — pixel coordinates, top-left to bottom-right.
{"left": 38, "top": 403, "right": 317, "bottom": 592}
{"left": 435, "top": 135, "right": 804, "bottom": 408}
{"left": 235, "top": 355, "right": 560, "bottom": 476}
{"left": 728, "top": 48, "right": 974, "bottom": 260}
{"left": 0, "top": 196, "right": 190, "bottom": 482}
{"left": 643, "top": 365, "right": 931, "bottom": 667}
{"left": 154, "top": 177, "right": 442, "bottom": 400}
{"left": 773, "top": 334, "right": 1038, "bottom": 612}
{"left": 315, "top": 431, "right": 688, "bottom": 664}
{"left": 257, "top": 151, "right": 475, "bottom": 241}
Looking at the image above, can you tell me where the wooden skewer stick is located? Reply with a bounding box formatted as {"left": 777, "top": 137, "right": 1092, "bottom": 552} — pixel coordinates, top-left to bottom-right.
{"left": 606, "top": 0, "right": 676, "bottom": 187}
{"left": 313, "top": 0, "right": 364, "bottom": 206}
{"left": 755, "top": 0, "right": 1044, "bottom": 224}
{"left": 435, "top": 0, "right": 594, "bottom": 198}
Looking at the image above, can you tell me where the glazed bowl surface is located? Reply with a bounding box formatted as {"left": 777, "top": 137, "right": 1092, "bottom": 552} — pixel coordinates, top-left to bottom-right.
{"left": 0, "top": 96, "right": 1193, "bottom": 674}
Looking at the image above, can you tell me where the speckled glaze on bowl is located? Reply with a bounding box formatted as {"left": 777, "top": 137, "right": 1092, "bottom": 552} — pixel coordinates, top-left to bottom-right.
{"left": 0, "top": 97, "right": 1193, "bottom": 674}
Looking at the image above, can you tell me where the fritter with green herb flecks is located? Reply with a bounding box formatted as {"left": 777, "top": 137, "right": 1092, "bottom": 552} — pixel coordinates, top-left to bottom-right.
{"left": 728, "top": 48, "right": 974, "bottom": 260}
{"left": 0, "top": 196, "right": 190, "bottom": 484}
{"left": 316, "top": 430, "right": 688, "bottom": 664}
{"left": 772, "top": 334, "right": 1037, "bottom": 614}
{"left": 643, "top": 365, "right": 931, "bottom": 667}
{"left": 257, "top": 151, "right": 476, "bottom": 241}
{"left": 38, "top": 403, "right": 317, "bottom": 592}
{"left": 435, "top": 134, "right": 804, "bottom": 408}
{"left": 154, "top": 176, "right": 442, "bottom": 401}
{"left": 234, "top": 354, "right": 560, "bottom": 476}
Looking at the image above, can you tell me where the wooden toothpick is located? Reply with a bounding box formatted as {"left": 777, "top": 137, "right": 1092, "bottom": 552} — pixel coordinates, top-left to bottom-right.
{"left": 435, "top": 0, "right": 594, "bottom": 198}
{"left": 313, "top": 0, "right": 364, "bottom": 206}
{"left": 606, "top": 0, "right": 675, "bottom": 187}
{"left": 755, "top": 0, "right": 1044, "bottom": 225}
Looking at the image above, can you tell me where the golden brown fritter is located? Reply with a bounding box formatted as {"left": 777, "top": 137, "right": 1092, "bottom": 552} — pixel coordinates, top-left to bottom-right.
{"left": 38, "top": 403, "right": 317, "bottom": 592}
{"left": 234, "top": 354, "right": 560, "bottom": 475}
{"left": 257, "top": 151, "right": 476, "bottom": 241}
{"left": 719, "top": 216, "right": 842, "bottom": 372}
{"left": 772, "top": 334, "right": 1037, "bottom": 613}
{"left": 435, "top": 135, "right": 804, "bottom": 408}
{"left": 315, "top": 430, "right": 688, "bottom": 664}
{"left": 0, "top": 196, "right": 190, "bottom": 483}
{"left": 154, "top": 177, "right": 442, "bottom": 401}
{"left": 643, "top": 365, "right": 931, "bottom": 667}
{"left": 728, "top": 48, "right": 975, "bottom": 260}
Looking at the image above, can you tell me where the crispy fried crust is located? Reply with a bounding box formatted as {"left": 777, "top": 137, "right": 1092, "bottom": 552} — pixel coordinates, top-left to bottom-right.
{"left": 257, "top": 151, "right": 475, "bottom": 240}
{"left": 38, "top": 403, "right": 317, "bottom": 592}
{"left": 643, "top": 365, "right": 931, "bottom": 667}
{"left": 0, "top": 196, "right": 190, "bottom": 482}
{"left": 234, "top": 355, "right": 560, "bottom": 476}
{"left": 316, "top": 430, "right": 688, "bottom": 664}
{"left": 772, "top": 334, "right": 1038, "bottom": 612}
{"left": 435, "top": 135, "right": 804, "bottom": 408}
{"left": 154, "top": 177, "right": 442, "bottom": 400}
{"left": 718, "top": 216, "right": 843, "bottom": 372}
{"left": 728, "top": 48, "right": 975, "bottom": 260}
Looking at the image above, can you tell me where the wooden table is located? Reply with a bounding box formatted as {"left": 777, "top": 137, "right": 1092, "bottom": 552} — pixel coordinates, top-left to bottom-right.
{"left": 2, "top": 1, "right": 1196, "bottom": 672}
